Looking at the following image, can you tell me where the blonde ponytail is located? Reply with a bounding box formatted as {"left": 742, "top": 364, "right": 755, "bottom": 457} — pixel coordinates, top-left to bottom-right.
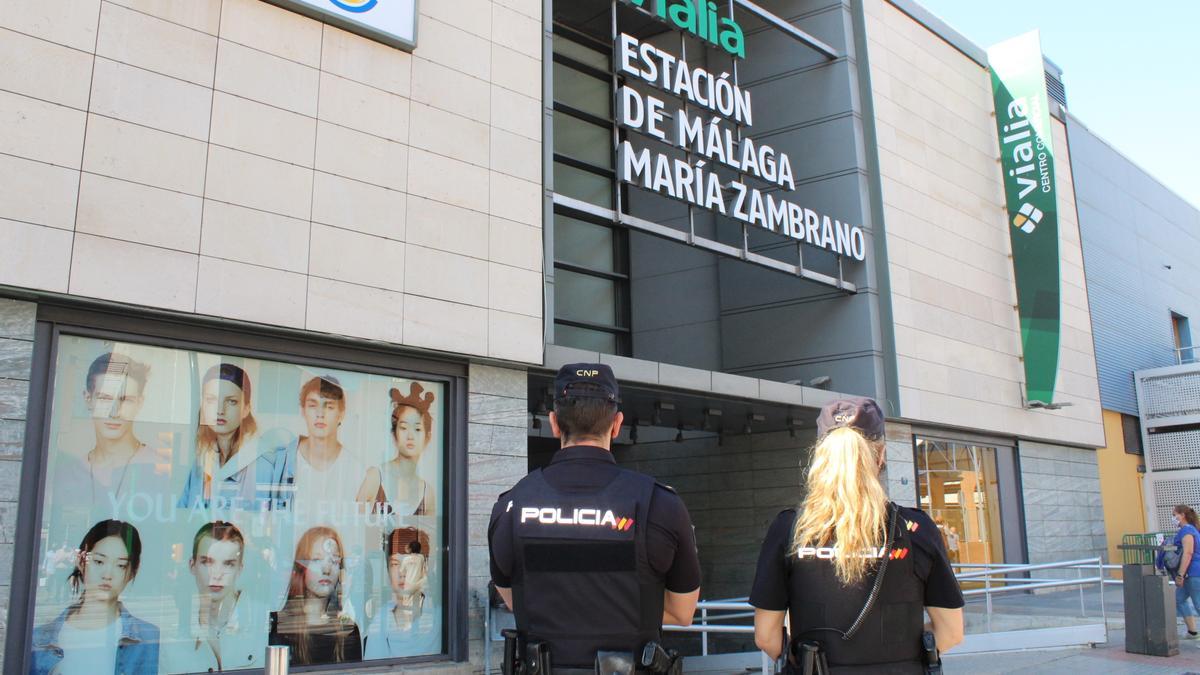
{"left": 790, "top": 426, "right": 889, "bottom": 585}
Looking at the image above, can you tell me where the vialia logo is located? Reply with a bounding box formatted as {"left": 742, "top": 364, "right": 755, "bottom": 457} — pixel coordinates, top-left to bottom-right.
{"left": 620, "top": 0, "right": 745, "bottom": 58}
{"left": 1013, "top": 202, "right": 1042, "bottom": 234}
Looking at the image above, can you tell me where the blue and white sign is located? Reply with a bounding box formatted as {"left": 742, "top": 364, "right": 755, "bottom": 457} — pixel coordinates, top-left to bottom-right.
{"left": 266, "top": 0, "right": 418, "bottom": 51}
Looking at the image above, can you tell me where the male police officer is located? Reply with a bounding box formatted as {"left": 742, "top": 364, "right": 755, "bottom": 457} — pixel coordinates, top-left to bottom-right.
{"left": 489, "top": 364, "right": 701, "bottom": 673}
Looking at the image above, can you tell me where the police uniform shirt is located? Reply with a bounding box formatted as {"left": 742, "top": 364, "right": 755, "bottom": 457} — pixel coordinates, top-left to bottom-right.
{"left": 749, "top": 505, "right": 963, "bottom": 669}
{"left": 488, "top": 445, "right": 701, "bottom": 595}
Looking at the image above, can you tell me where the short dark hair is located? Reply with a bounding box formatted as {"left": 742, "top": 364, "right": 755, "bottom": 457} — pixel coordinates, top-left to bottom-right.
{"left": 69, "top": 519, "right": 142, "bottom": 593}
{"left": 298, "top": 375, "right": 345, "bottom": 408}
{"left": 554, "top": 384, "right": 619, "bottom": 441}
{"left": 86, "top": 353, "right": 149, "bottom": 393}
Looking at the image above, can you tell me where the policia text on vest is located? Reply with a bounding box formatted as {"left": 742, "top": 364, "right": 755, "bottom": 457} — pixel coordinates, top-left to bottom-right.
{"left": 488, "top": 364, "right": 701, "bottom": 673}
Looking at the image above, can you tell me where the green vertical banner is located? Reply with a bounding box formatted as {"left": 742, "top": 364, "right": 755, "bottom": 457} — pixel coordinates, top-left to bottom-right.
{"left": 988, "top": 31, "right": 1060, "bottom": 405}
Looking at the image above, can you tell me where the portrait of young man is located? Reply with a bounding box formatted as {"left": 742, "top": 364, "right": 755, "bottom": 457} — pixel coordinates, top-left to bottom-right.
{"left": 50, "top": 352, "right": 169, "bottom": 524}
{"left": 161, "top": 521, "right": 263, "bottom": 673}
{"left": 363, "top": 527, "right": 439, "bottom": 659}
{"left": 270, "top": 375, "right": 373, "bottom": 518}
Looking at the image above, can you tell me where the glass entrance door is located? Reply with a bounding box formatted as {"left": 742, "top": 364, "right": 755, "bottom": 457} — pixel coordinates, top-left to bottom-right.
{"left": 915, "top": 438, "right": 1005, "bottom": 565}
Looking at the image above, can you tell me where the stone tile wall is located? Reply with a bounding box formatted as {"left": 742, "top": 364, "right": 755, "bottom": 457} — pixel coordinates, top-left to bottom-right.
{"left": 0, "top": 0, "right": 543, "bottom": 365}
{"left": 0, "top": 299, "right": 35, "bottom": 664}
{"left": 1020, "top": 440, "right": 1106, "bottom": 577}
{"left": 466, "top": 363, "right": 528, "bottom": 671}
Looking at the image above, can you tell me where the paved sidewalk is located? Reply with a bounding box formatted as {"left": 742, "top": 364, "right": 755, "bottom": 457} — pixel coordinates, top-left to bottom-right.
{"left": 944, "top": 628, "right": 1200, "bottom": 674}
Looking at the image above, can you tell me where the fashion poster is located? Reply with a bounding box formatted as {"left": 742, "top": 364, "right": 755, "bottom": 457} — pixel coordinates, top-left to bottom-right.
{"left": 30, "top": 335, "right": 445, "bottom": 673}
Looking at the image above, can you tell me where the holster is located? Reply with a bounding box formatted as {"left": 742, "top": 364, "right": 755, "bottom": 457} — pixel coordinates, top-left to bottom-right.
{"left": 639, "top": 641, "right": 683, "bottom": 675}
{"left": 525, "top": 640, "right": 552, "bottom": 675}
{"left": 500, "top": 629, "right": 553, "bottom": 675}
{"left": 502, "top": 629, "right": 520, "bottom": 675}
{"left": 922, "top": 631, "right": 942, "bottom": 675}
{"left": 784, "top": 640, "right": 829, "bottom": 675}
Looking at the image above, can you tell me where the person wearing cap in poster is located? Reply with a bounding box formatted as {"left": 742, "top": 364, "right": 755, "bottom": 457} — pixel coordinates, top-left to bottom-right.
{"left": 488, "top": 364, "right": 701, "bottom": 673}
{"left": 749, "top": 397, "right": 964, "bottom": 673}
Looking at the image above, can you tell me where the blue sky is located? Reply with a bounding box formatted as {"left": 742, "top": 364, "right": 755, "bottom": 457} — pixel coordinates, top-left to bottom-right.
{"left": 912, "top": 0, "right": 1200, "bottom": 209}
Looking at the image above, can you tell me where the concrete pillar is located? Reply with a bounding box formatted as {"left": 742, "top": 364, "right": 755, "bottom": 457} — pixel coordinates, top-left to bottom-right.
{"left": 0, "top": 298, "right": 35, "bottom": 665}
{"left": 882, "top": 421, "right": 917, "bottom": 506}
{"left": 466, "top": 364, "right": 529, "bottom": 673}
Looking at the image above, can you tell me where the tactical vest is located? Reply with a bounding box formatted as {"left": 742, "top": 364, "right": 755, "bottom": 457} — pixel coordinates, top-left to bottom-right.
{"left": 787, "top": 505, "right": 925, "bottom": 673}
{"left": 507, "top": 467, "right": 662, "bottom": 667}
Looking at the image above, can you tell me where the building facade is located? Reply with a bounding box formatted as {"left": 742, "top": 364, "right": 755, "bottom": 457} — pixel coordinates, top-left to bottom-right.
{"left": 0, "top": 0, "right": 540, "bottom": 672}
{"left": 866, "top": 2, "right": 1106, "bottom": 572}
{"left": 539, "top": 0, "right": 1106, "bottom": 605}
{"left": 0, "top": 0, "right": 1132, "bottom": 672}
{"left": 1068, "top": 112, "right": 1200, "bottom": 549}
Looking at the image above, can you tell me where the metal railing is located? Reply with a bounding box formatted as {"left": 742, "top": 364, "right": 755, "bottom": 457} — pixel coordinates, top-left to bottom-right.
{"left": 952, "top": 557, "right": 1111, "bottom": 633}
{"left": 953, "top": 560, "right": 1124, "bottom": 585}
{"left": 663, "top": 599, "right": 770, "bottom": 673}
{"left": 656, "top": 557, "right": 1115, "bottom": 671}
{"left": 1177, "top": 345, "right": 1197, "bottom": 365}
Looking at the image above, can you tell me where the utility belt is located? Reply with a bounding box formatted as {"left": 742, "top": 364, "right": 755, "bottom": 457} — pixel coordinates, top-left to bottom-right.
{"left": 501, "top": 630, "right": 683, "bottom": 675}
{"left": 782, "top": 630, "right": 942, "bottom": 675}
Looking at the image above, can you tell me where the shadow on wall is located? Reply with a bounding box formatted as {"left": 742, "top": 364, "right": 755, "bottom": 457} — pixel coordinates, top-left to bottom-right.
{"left": 613, "top": 428, "right": 815, "bottom": 601}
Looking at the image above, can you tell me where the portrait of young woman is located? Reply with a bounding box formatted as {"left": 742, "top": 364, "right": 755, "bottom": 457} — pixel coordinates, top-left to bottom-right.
{"left": 29, "top": 520, "right": 158, "bottom": 675}
{"left": 361, "top": 383, "right": 439, "bottom": 517}
{"left": 177, "top": 364, "right": 283, "bottom": 512}
{"left": 273, "top": 525, "right": 363, "bottom": 666}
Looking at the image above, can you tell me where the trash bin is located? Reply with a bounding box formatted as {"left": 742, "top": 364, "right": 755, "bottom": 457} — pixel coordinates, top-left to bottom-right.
{"left": 1121, "top": 533, "right": 1179, "bottom": 657}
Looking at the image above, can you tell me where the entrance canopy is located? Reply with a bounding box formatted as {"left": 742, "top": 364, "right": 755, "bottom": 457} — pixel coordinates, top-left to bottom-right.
{"left": 528, "top": 345, "right": 838, "bottom": 452}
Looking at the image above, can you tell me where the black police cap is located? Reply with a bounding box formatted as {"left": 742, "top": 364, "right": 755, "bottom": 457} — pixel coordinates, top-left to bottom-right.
{"left": 554, "top": 363, "right": 619, "bottom": 402}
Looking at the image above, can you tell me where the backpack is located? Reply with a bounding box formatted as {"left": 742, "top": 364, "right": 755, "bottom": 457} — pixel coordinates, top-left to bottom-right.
{"left": 1164, "top": 546, "right": 1183, "bottom": 576}
{"left": 1164, "top": 530, "right": 1192, "bottom": 576}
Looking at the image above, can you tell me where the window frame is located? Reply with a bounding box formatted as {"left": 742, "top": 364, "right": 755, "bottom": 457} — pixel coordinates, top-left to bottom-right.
{"left": 911, "top": 433, "right": 1028, "bottom": 565}
{"left": 912, "top": 436, "right": 1006, "bottom": 565}
{"left": 4, "top": 301, "right": 470, "bottom": 674}
{"left": 548, "top": 25, "right": 633, "bottom": 357}
{"left": 1121, "top": 413, "right": 1145, "bottom": 456}
{"left": 552, "top": 205, "right": 632, "bottom": 355}
{"left": 551, "top": 53, "right": 615, "bottom": 207}
{"left": 1172, "top": 311, "right": 1193, "bottom": 363}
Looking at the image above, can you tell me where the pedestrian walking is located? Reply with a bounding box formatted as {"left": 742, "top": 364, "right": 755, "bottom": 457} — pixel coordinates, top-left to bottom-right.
{"left": 1159, "top": 504, "right": 1200, "bottom": 639}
